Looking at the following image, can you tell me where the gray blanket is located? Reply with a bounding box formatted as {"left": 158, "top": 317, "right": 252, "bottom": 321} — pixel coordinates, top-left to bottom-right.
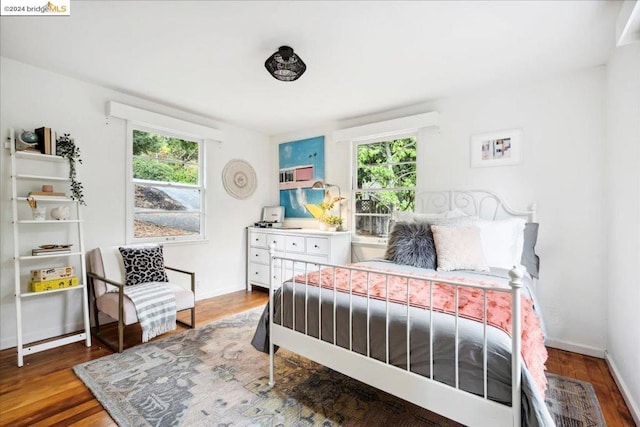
{"left": 251, "top": 260, "right": 554, "bottom": 427}
{"left": 124, "top": 282, "right": 176, "bottom": 342}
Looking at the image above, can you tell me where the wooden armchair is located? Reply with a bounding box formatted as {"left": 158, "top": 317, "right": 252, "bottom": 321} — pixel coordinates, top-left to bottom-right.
{"left": 86, "top": 244, "right": 196, "bottom": 352}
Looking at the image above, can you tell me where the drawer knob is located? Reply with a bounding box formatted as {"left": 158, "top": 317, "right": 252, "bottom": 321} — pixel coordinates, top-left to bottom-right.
{"left": 255, "top": 272, "right": 259, "bottom": 275}
{"left": 314, "top": 244, "right": 319, "bottom": 248}
{"left": 292, "top": 242, "right": 297, "bottom": 246}
{"left": 255, "top": 254, "right": 259, "bottom": 257}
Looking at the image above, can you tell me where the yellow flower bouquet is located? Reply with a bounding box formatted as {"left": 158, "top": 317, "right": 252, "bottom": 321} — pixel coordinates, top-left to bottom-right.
{"left": 305, "top": 191, "right": 344, "bottom": 230}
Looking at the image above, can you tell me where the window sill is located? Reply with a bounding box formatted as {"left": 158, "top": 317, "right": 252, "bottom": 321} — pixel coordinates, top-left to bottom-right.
{"left": 351, "top": 236, "right": 388, "bottom": 248}
{"left": 127, "top": 238, "right": 209, "bottom": 246}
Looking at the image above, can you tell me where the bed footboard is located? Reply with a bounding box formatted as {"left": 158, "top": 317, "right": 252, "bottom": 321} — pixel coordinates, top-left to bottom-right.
{"left": 267, "top": 244, "right": 526, "bottom": 427}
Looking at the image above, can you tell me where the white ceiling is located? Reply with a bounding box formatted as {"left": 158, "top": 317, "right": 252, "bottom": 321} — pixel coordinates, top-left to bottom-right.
{"left": 0, "top": 1, "right": 622, "bottom": 136}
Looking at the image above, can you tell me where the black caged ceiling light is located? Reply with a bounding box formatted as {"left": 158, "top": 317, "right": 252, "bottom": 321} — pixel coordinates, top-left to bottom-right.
{"left": 264, "top": 46, "right": 306, "bottom": 82}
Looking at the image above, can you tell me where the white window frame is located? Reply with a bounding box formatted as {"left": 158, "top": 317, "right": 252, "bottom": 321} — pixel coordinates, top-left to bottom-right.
{"left": 126, "top": 122, "right": 207, "bottom": 244}
{"left": 351, "top": 132, "right": 418, "bottom": 243}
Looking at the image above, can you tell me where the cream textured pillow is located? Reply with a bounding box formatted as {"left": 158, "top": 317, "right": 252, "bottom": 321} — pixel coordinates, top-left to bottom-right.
{"left": 428, "top": 215, "right": 479, "bottom": 226}
{"left": 431, "top": 225, "right": 489, "bottom": 272}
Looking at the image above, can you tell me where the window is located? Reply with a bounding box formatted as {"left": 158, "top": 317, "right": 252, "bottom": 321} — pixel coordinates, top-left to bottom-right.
{"left": 127, "top": 125, "right": 205, "bottom": 243}
{"left": 353, "top": 135, "right": 417, "bottom": 238}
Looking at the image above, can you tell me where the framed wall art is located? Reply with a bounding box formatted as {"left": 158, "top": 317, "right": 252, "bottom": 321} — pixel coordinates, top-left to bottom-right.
{"left": 470, "top": 129, "right": 522, "bottom": 168}
{"left": 278, "top": 136, "right": 325, "bottom": 218}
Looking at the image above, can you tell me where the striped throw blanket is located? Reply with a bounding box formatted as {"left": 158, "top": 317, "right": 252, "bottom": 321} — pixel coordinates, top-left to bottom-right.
{"left": 124, "top": 282, "right": 177, "bottom": 342}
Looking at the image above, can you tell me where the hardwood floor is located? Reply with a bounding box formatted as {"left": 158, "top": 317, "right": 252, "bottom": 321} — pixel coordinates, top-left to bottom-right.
{"left": 0, "top": 289, "right": 635, "bottom": 426}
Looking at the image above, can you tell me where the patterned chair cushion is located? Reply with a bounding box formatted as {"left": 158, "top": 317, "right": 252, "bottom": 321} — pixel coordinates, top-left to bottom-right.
{"left": 118, "top": 245, "right": 169, "bottom": 286}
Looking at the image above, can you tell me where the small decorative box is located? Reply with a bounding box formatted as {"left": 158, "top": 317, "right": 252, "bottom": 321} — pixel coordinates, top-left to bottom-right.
{"left": 30, "top": 266, "right": 74, "bottom": 282}
{"left": 30, "top": 276, "right": 78, "bottom": 292}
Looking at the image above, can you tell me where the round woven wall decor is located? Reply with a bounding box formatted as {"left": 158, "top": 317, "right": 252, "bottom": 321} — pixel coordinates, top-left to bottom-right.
{"left": 222, "top": 159, "right": 257, "bottom": 199}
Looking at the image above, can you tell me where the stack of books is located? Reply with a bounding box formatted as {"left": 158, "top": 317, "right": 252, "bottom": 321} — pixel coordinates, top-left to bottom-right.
{"left": 31, "top": 245, "right": 72, "bottom": 256}
{"left": 34, "top": 126, "right": 57, "bottom": 155}
{"left": 30, "top": 266, "right": 77, "bottom": 292}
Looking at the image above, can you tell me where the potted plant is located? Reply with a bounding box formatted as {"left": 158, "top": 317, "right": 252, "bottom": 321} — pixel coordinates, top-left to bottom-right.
{"left": 321, "top": 214, "right": 343, "bottom": 232}
{"left": 56, "top": 133, "right": 86, "bottom": 205}
{"left": 304, "top": 190, "right": 345, "bottom": 231}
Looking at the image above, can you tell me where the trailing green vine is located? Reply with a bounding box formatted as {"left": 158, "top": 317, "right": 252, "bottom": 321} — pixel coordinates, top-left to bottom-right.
{"left": 56, "top": 133, "right": 86, "bottom": 205}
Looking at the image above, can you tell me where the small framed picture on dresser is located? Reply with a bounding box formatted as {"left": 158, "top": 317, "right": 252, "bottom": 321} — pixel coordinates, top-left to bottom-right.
{"left": 470, "top": 129, "right": 523, "bottom": 168}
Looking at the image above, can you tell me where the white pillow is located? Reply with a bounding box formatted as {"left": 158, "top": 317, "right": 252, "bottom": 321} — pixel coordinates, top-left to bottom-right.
{"left": 431, "top": 225, "right": 489, "bottom": 272}
{"left": 474, "top": 218, "right": 526, "bottom": 269}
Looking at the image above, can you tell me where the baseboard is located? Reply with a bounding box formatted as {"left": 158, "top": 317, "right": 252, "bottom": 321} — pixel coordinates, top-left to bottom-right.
{"left": 545, "top": 339, "right": 605, "bottom": 358}
{"left": 605, "top": 351, "right": 640, "bottom": 426}
{"left": 197, "top": 284, "right": 245, "bottom": 301}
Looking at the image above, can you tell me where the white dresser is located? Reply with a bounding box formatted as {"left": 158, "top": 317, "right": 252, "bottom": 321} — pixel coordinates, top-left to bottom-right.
{"left": 246, "top": 227, "right": 351, "bottom": 290}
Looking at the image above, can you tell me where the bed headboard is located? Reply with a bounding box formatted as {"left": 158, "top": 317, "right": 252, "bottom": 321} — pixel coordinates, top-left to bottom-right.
{"left": 415, "top": 190, "right": 536, "bottom": 223}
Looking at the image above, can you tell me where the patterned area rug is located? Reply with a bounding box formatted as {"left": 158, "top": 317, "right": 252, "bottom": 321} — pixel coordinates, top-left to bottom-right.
{"left": 74, "top": 308, "right": 606, "bottom": 426}
{"left": 545, "top": 374, "right": 606, "bottom": 427}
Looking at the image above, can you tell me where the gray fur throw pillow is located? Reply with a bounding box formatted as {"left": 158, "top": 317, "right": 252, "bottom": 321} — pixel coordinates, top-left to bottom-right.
{"left": 385, "top": 222, "right": 437, "bottom": 270}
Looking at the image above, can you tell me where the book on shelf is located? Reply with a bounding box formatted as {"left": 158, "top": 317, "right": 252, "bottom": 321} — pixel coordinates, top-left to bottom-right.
{"left": 31, "top": 266, "right": 74, "bottom": 281}
{"left": 34, "top": 127, "right": 52, "bottom": 155}
{"left": 28, "top": 191, "right": 66, "bottom": 197}
{"left": 52, "top": 131, "right": 57, "bottom": 156}
{"left": 31, "top": 248, "right": 72, "bottom": 256}
{"left": 30, "top": 276, "right": 79, "bottom": 292}
{"left": 46, "top": 128, "right": 52, "bottom": 155}
{"left": 33, "top": 127, "right": 44, "bottom": 154}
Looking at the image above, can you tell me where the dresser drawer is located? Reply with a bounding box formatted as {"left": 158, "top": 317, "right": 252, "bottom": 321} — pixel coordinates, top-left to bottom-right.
{"left": 306, "top": 237, "right": 329, "bottom": 256}
{"left": 248, "top": 263, "right": 269, "bottom": 285}
{"left": 249, "top": 231, "right": 267, "bottom": 248}
{"left": 266, "top": 234, "right": 286, "bottom": 252}
{"left": 249, "top": 263, "right": 282, "bottom": 288}
{"left": 250, "top": 247, "right": 270, "bottom": 265}
{"left": 285, "top": 235, "right": 305, "bottom": 253}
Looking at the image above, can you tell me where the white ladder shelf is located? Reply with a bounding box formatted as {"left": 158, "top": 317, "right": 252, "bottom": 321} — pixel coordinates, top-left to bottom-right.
{"left": 9, "top": 143, "right": 91, "bottom": 367}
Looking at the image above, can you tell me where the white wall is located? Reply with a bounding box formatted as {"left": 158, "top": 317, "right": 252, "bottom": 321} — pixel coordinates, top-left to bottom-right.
{"left": 605, "top": 42, "right": 640, "bottom": 423}
{"left": 421, "top": 67, "right": 608, "bottom": 355}
{"left": 272, "top": 66, "right": 608, "bottom": 355}
{"left": 0, "top": 58, "right": 274, "bottom": 350}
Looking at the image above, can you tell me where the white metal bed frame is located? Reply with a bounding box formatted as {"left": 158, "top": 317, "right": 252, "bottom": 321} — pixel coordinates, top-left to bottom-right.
{"left": 267, "top": 190, "right": 537, "bottom": 427}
